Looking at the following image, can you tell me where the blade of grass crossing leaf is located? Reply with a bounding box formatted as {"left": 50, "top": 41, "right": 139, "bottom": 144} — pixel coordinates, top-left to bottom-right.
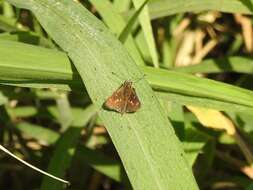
{"left": 2, "top": 40, "right": 253, "bottom": 114}
{"left": 118, "top": 0, "right": 148, "bottom": 43}
{"left": 89, "top": 0, "right": 145, "bottom": 66}
{"left": 6, "top": 0, "right": 198, "bottom": 189}
{"left": 132, "top": 0, "right": 159, "bottom": 67}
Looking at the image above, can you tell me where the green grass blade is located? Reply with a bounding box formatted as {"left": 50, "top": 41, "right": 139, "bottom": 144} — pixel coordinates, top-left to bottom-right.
{"left": 118, "top": 0, "right": 148, "bottom": 43}
{"left": 40, "top": 127, "right": 81, "bottom": 189}
{"left": 89, "top": 0, "right": 145, "bottom": 66}
{"left": 55, "top": 93, "right": 72, "bottom": 131}
{"left": 0, "top": 91, "right": 8, "bottom": 105}
{"left": 7, "top": 0, "right": 198, "bottom": 189}
{"left": 148, "top": 0, "right": 253, "bottom": 19}
{"left": 0, "top": 31, "right": 55, "bottom": 48}
{"left": 3, "top": 1, "right": 15, "bottom": 18}
{"left": 143, "top": 66, "right": 253, "bottom": 108}
{"left": 183, "top": 128, "right": 209, "bottom": 166}
{"left": 172, "top": 57, "right": 253, "bottom": 74}
{"left": 0, "top": 15, "right": 18, "bottom": 31}
{"left": 0, "top": 39, "right": 81, "bottom": 91}
{"left": 135, "top": 30, "right": 151, "bottom": 62}
{"left": 167, "top": 102, "right": 185, "bottom": 140}
{"left": 157, "top": 92, "right": 253, "bottom": 114}
{"left": 132, "top": 0, "right": 159, "bottom": 67}
{"left": 1, "top": 40, "right": 253, "bottom": 113}
{"left": 16, "top": 122, "right": 59, "bottom": 144}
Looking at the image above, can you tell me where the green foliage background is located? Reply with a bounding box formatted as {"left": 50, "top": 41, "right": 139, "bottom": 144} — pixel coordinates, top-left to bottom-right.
{"left": 0, "top": 0, "right": 253, "bottom": 189}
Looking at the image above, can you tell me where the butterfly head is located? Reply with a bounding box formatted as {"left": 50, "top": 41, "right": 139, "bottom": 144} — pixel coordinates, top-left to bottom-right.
{"left": 123, "top": 80, "right": 133, "bottom": 88}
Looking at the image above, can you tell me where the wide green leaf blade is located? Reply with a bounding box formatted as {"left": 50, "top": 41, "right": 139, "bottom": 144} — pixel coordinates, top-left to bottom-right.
{"left": 142, "top": 66, "right": 253, "bottom": 108}
{"left": 0, "top": 39, "right": 81, "bottom": 91}
{"left": 1, "top": 40, "right": 253, "bottom": 114}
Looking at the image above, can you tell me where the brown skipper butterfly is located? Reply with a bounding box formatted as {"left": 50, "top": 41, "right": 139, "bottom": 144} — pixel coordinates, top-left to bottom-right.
{"left": 103, "top": 81, "right": 141, "bottom": 114}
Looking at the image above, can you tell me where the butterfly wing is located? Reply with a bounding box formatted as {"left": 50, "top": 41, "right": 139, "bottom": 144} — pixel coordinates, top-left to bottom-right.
{"left": 126, "top": 87, "right": 141, "bottom": 113}
{"left": 104, "top": 84, "right": 126, "bottom": 113}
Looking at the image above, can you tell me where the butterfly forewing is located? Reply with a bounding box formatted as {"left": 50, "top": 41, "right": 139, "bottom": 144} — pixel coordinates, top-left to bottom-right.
{"left": 104, "top": 84, "right": 126, "bottom": 113}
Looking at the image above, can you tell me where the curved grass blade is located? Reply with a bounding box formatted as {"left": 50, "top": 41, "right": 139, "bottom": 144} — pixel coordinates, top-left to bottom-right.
{"left": 132, "top": 0, "right": 159, "bottom": 67}
{"left": 118, "top": 0, "right": 148, "bottom": 43}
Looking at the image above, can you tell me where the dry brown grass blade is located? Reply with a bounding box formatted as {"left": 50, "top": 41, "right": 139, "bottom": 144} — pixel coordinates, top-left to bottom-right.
{"left": 234, "top": 14, "right": 253, "bottom": 53}
{"left": 191, "top": 38, "right": 218, "bottom": 64}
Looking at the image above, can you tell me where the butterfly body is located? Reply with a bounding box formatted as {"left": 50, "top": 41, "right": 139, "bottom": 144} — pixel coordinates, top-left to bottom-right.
{"left": 104, "top": 81, "right": 141, "bottom": 114}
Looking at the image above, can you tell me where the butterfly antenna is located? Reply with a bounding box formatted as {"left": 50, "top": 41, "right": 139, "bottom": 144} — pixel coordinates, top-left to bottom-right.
{"left": 110, "top": 72, "right": 124, "bottom": 82}
{"left": 133, "top": 74, "right": 146, "bottom": 83}
{"left": 110, "top": 71, "right": 145, "bottom": 84}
